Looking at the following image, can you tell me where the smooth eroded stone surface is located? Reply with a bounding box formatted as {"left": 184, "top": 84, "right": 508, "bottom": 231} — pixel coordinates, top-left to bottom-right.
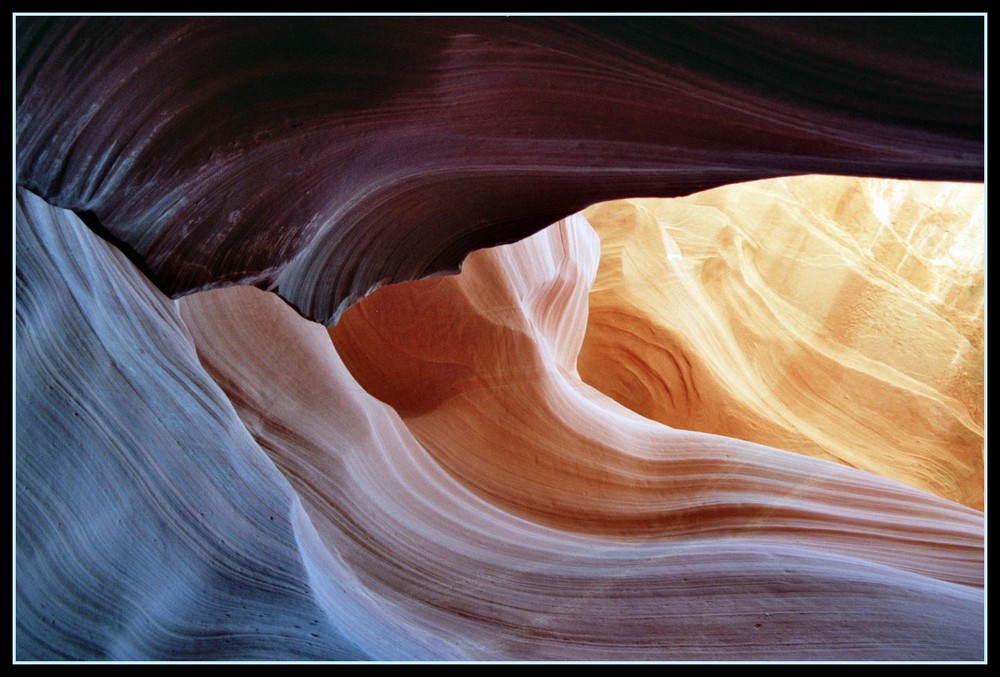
{"left": 578, "top": 177, "right": 984, "bottom": 509}
{"left": 187, "top": 220, "right": 982, "bottom": 659}
{"left": 15, "top": 16, "right": 985, "bottom": 662}
{"left": 15, "top": 188, "right": 984, "bottom": 661}
{"left": 15, "top": 188, "right": 367, "bottom": 660}
{"left": 329, "top": 215, "right": 981, "bottom": 571}
{"left": 16, "top": 17, "right": 983, "bottom": 324}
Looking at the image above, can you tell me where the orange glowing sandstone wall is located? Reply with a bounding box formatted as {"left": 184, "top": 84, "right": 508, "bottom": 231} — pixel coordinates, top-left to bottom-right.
{"left": 330, "top": 177, "right": 983, "bottom": 530}
{"left": 578, "top": 177, "right": 983, "bottom": 508}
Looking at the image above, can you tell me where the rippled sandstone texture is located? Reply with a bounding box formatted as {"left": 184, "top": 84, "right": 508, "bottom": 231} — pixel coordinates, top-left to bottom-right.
{"left": 195, "top": 209, "right": 983, "bottom": 658}
{"left": 15, "top": 189, "right": 363, "bottom": 660}
{"left": 16, "top": 17, "right": 983, "bottom": 324}
{"left": 328, "top": 206, "right": 982, "bottom": 655}
{"left": 15, "top": 186, "right": 985, "bottom": 661}
{"left": 579, "top": 178, "right": 984, "bottom": 509}
{"left": 19, "top": 188, "right": 984, "bottom": 660}
{"left": 15, "top": 16, "right": 984, "bottom": 662}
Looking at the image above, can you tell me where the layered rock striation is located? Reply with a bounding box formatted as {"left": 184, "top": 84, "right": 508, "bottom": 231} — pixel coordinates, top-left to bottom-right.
{"left": 16, "top": 185, "right": 985, "bottom": 660}
{"left": 17, "top": 17, "right": 983, "bottom": 324}
{"left": 15, "top": 16, "right": 984, "bottom": 662}
{"left": 579, "top": 178, "right": 984, "bottom": 509}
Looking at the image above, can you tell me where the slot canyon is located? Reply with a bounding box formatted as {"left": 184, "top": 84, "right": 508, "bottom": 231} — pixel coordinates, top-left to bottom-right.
{"left": 15, "top": 16, "right": 984, "bottom": 661}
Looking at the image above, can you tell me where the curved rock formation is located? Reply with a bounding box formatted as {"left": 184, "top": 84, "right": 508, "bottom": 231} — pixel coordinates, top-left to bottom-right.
{"left": 15, "top": 16, "right": 984, "bottom": 662}
{"left": 16, "top": 16, "right": 983, "bottom": 324}
{"left": 15, "top": 189, "right": 364, "bottom": 660}
{"left": 328, "top": 210, "right": 981, "bottom": 567}
{"left": 17, "top": 184, "right": 985, "bottom": 661}
{"left": 578, "top": 177, "right": 984, "bottom": 509}
{"left": 251, "top": 210, "right": 983, "bottom": 658}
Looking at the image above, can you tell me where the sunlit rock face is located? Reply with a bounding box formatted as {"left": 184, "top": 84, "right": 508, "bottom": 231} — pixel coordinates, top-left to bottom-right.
{"left": 15, "top": 16, "right": 984, "bottom": 662}
{"left": 198, "top": 213, "right": 984, "bottom": 659}
{"left": 326, "top": 210, "right": 982, "bottom": 657}
{"left": 16, "top": 184, "right": 985, "bottom": 661}
{"left": 578, "top": 177, "right": 984, "bottom": 509}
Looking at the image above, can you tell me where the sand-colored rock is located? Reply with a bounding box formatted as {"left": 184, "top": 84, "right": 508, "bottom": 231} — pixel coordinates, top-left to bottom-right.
{"left": 14, "top": 17, "right": 985, "bottom": 662}
{"left": 15, "top": 184, "right": 985, "bottom": 661}
{"left": 186, "top": 216, "right": 983, "bottom": 658}
{"left": 578, "top": 177, "right": 983, "bottom": 508}
{"left": 329, "top": 214, "right": 981, "bottom": 577}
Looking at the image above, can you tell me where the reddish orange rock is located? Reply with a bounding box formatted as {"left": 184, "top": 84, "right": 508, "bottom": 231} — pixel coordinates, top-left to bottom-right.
{"left": 579, "top": 177, "right": 983, "bottom": 509}
{"left": 329, "top": 211, "right": 982, "bottom": 591}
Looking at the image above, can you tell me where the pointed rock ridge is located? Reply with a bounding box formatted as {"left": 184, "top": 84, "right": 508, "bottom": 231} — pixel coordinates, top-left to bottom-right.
{"left": 17, "top": 17, "right": 983, "bottom": 325}
{"left": 328, "top": 216, "right": 981, "bottom": 590}
{"left": 578, "top": 177, "right": 984, "bottom": 509}
{"left": 183, "top": 222, "right": 982, "bottom": 660}
{"left": 15, "top": 186, "right": 984, "bottom": 661}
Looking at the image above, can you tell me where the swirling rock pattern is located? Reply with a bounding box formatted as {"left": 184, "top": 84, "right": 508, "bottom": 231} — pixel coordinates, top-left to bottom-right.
{"left": 16, "top": 16, "right": 983, "bottom": 325}
{"left": 15, "top": 16, "right": 984, "bottom": 662}
{"left": 16, "top": 184, "right": 985, "bottom": 661}
{"left": 578, "top": 178, "right": 984, "bottom": 509}
{"left": 329, "top": 209, "right": 982, "bottom": 565}
{"left": 202, "top": 213, "right": 983, "bottom": 659}
{"left": 15, "top": 189, "right": 364, "bottom": 660}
